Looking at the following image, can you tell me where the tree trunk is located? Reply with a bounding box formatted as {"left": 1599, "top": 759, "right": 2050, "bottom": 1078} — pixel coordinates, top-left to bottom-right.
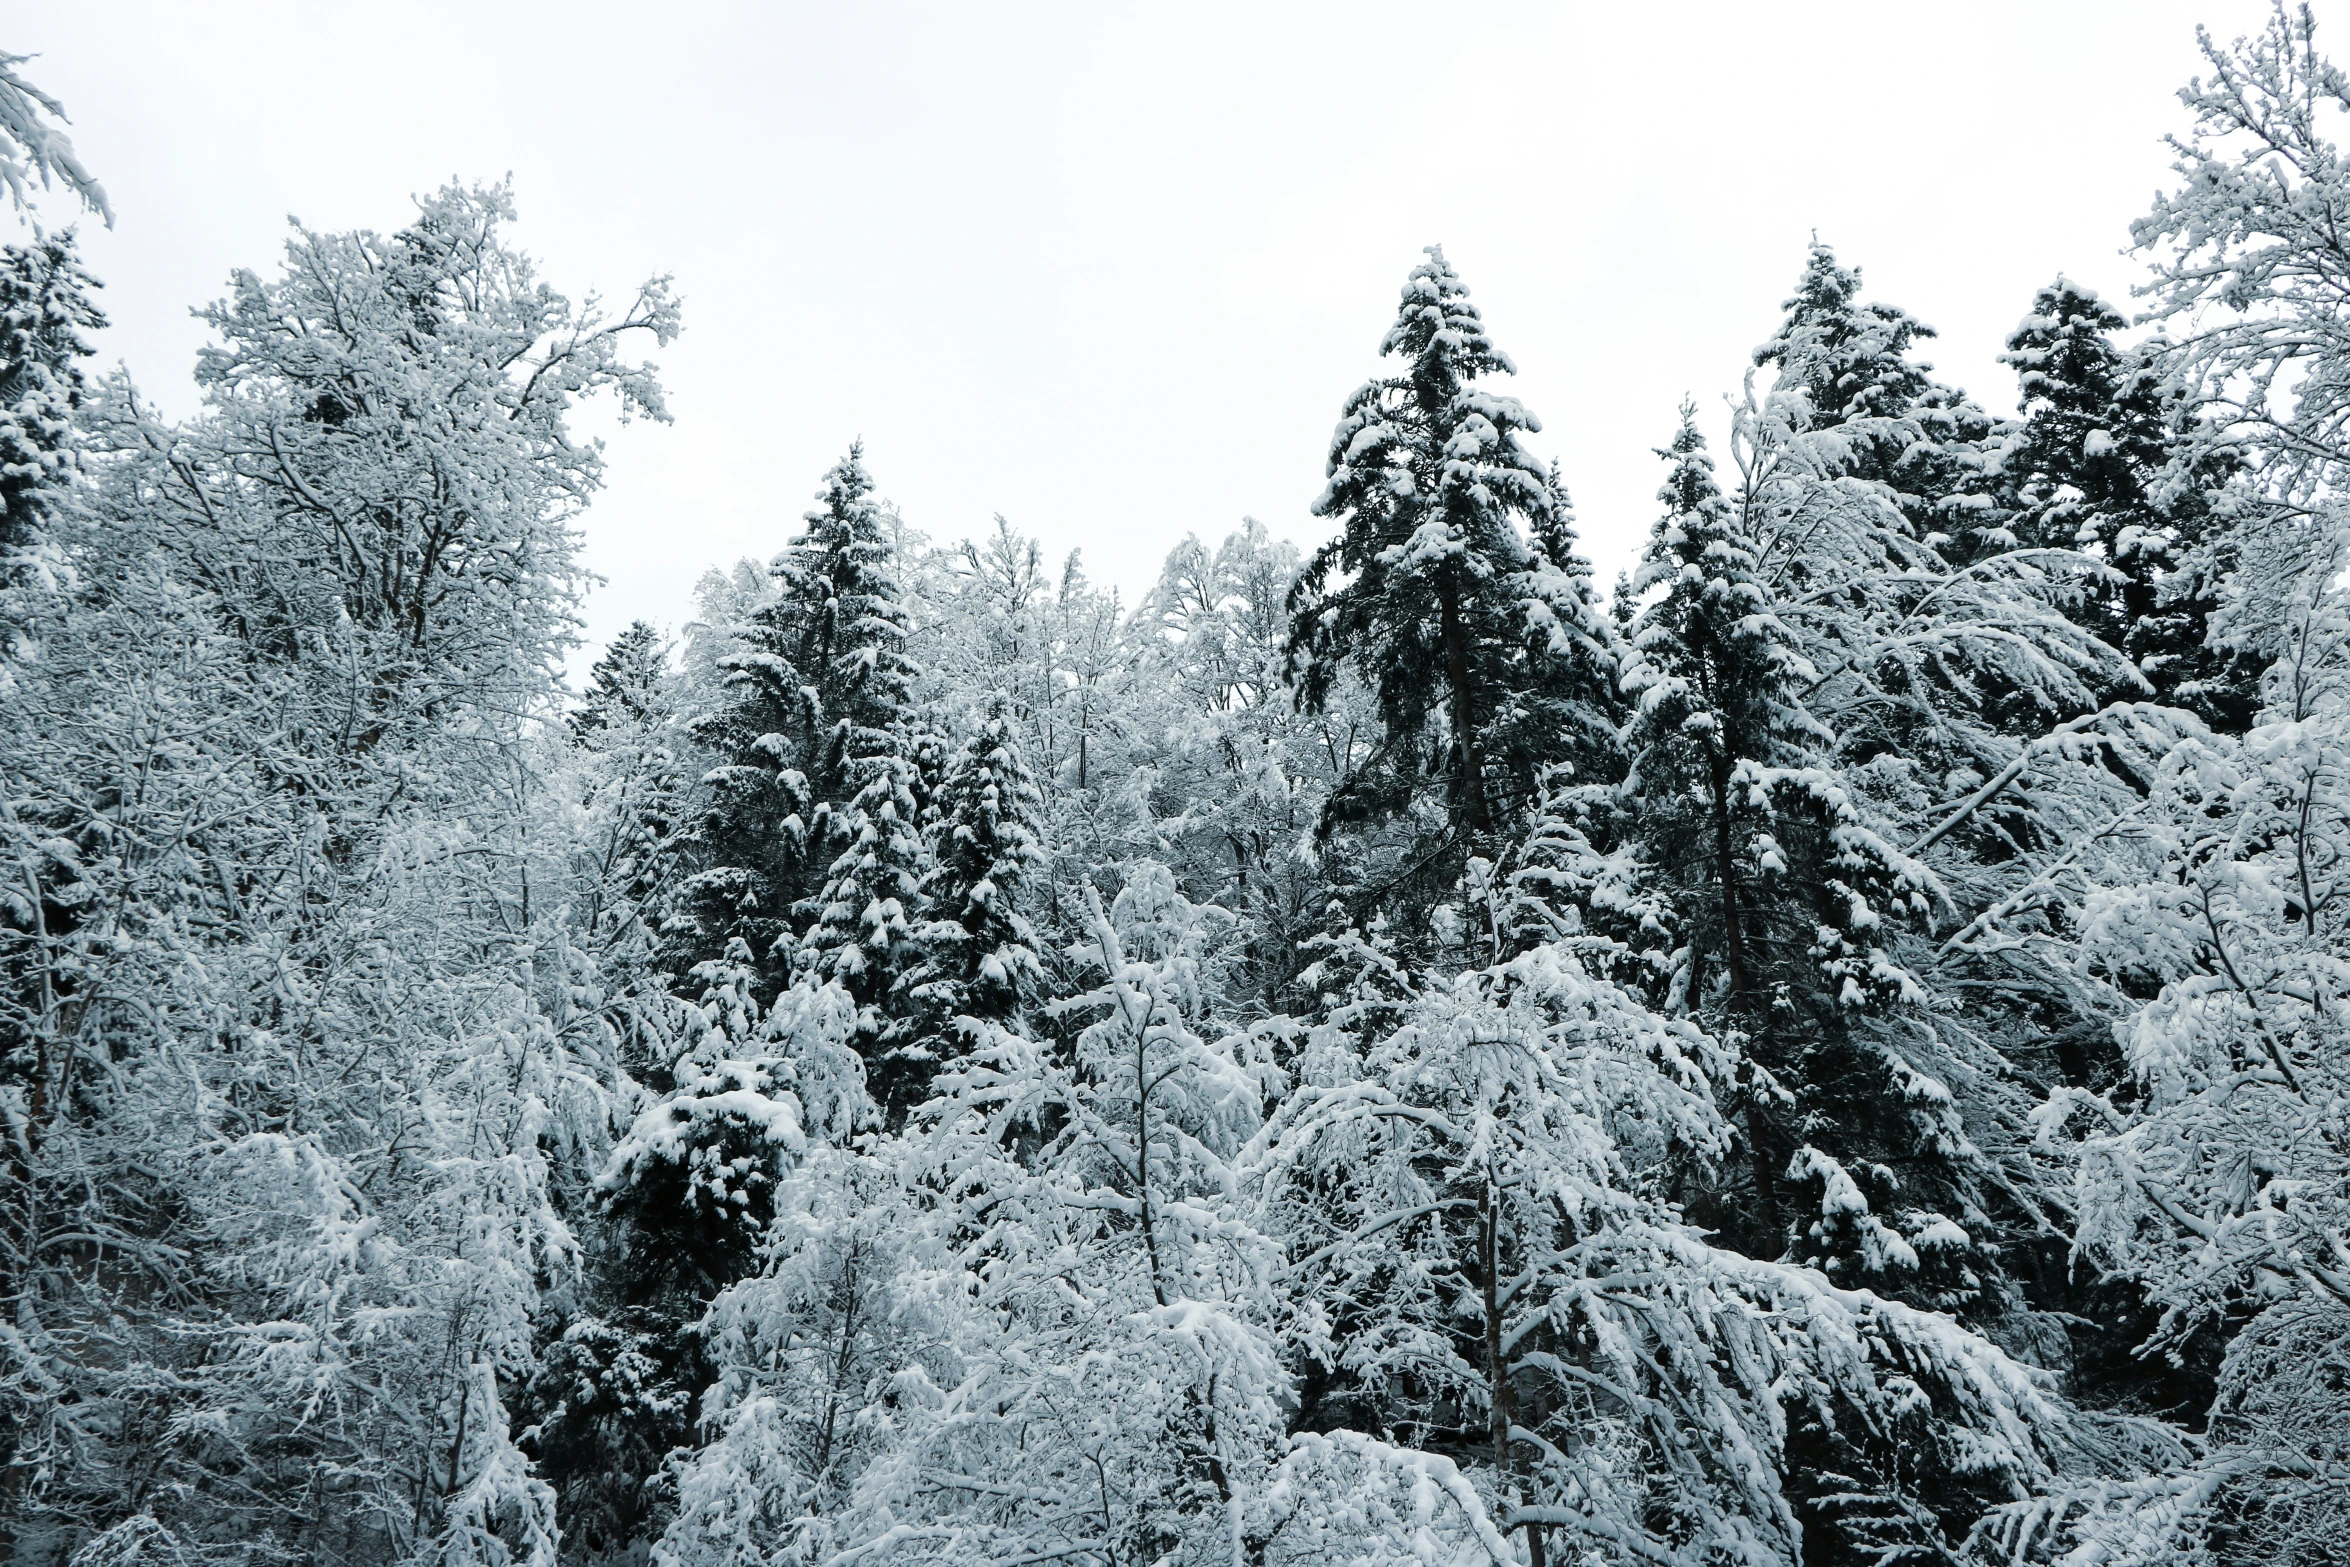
{"left": 1439, "top": 578, "right": 1491, "bottom": 835}
{"left": 1480, "top": 1180, "right": 1546, "bottom": 1567}
{"left": 1709, "top": 748, "right": 1781, "bottom": 1250}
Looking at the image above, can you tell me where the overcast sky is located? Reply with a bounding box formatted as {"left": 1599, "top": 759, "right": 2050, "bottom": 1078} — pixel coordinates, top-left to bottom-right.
{"left": 13, "top": 1, "right": 2284, "bottom": 667}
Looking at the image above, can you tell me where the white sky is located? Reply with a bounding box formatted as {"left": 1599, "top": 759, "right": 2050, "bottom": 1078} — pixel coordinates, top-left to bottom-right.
{"left": 13, "top": 1, "right": 2284, "bottom": 667}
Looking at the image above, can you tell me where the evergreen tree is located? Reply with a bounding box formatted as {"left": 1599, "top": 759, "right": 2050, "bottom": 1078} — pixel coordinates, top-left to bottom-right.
{"left": 903, "top": 700, "right": 1045, "bottom": 1050}
{"left": 796, "top": 745, "right": 932, "bottom": 1111}
{"left": 1612, "top": 404, "right": 2039, "bottom": 1567}
{"left": 573, "top": 617, "right": 671, "bottom": 742}
{"left": 770, "top": 447, "right": 923, "bottom": 823}
{"left": 1615, "top": 405, "right": 1999, "bottom": 1320}
{"left": 1756, "top": 240, "right": 2000, "bottom": 549}
{"left": 568, "top": 621, "right": 686, "bottom": 1031}
{"left": 1287, "top": 245, "right": 1618, "bottom": 916}
{"left": 1998, "top": 276, "right": 2258, "bottom": 731}
{"left": 1620, "top": 405, "right": 1833, "bottom": 1241}
{"left": 0, "top": 230, "right": 100, "bottom": 566}
{"left": 673, "top": 446, "right": 922, "bottom": 998}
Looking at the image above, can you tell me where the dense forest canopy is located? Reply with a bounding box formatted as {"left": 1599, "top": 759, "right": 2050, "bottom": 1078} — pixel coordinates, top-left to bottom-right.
{"left": 4, "top": 8, "right": 2350, "bottom": 1566}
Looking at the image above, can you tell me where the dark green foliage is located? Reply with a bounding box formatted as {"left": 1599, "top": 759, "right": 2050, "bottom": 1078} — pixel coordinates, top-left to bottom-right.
{"left": 574, "top": 619, "right": 672, "bottom": 742}
{"left": 0, "top": 229, "right": 100, "bottom": 560}
{"left": 797, "top": 747, "right": 931, "bottom": 1106}
{"left": 1755, "top": 240, "right": 1999, "bottom": 549}
{"left": 904, "top": 702, "right": 1044, "bottom": 1045}
{"left": 521, "top": 1309, "right": 694, "bottom": 1562}
{"left": 1614, "top": 408, "right": 1997, "bottom": 1314}
{"left": 670, "top": 447, "right": 924, "bottom": 999}
{"left": 1998, "top": 277, "right": 2260, "bottom": 732}
{"left": 1286, "top": 246, "right": 1619, "bottom": 902}
{"left": 572, "top": 621, "right": 686, "bottom": 980}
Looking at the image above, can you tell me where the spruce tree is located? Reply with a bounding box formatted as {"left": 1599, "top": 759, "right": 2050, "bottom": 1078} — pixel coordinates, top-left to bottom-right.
{"left": 1618, "top": 404, "right": 1834, "bottom": 1242}
{"left": 796, "top": 746, "right": 931, "bottom": 1111}
{"left": 573, "top": 618, "right": 672, "bottom": 742}
{"left": 1616, "top": 405, "right": 1986, "bottom": 1302}
{"left": 1755, "top": 240, "right": 1999, "bottom": 549}
{"left": 0, "top": 230, "right": 101, "bottom": 564}
{"left": 1286, "top": 246, "right": 1618, "bottom": 912}
{"left": 672, "top": 446, "right": 923, "bottom": 998}
{"left": 569, "top": 621, "right": 686, "bottom": 1030}
{"left": 903, "top": 701, "right": 1045, "bottom": 1050}
{"left": 1615, "top": 408, "right": 2019, "bottom": 1567}
{"left": 1998, "top": 277, "right": 2258, "bottom": 731}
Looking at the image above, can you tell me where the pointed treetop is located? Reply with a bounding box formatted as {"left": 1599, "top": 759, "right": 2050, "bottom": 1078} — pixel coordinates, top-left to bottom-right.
{"left": 572, "top": 619, "right": 669, "bottom": 740}
{"left": 808, "top": 440, "right": 877, "bottom": 527}
{"left": 1654, "top": 398, "right": 1727, "bottom": 522}
{"left": 2000, "top": 277, "right": 2137, "bottom": 414}
{"left": 1754, "top": 240, "right": 1939, "bottom": 427}
{"left": 1379, "top": 244, "right": 1517, "bottom": 383}
{"left": 1313, "top": 245, "right": 1552, "bottom": 533}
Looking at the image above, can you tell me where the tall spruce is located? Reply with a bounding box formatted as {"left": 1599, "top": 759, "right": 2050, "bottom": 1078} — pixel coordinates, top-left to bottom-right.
{"left": 1617, "top": 405, "right": 2003, "bottom": 1312}
{"left": 1615, "top": 406, "right": 2035, "bottom": 1567}
{"left": 903, "top": 701, "right": 1044, "bottom": 1043}
{"left": 0, "top": 230, "right": 100, "bottom": 568}
{"left": 1619, "top": 405, "right": 1829, "bottom": 1245}
{"left": 1756, "top": 240, "right": 2000, "bottom": 550}
{"left": 569, "top": 620, "right": 686, "bottom": 1037}
{"left": 673, "top": 446, "right": 923, "bottom": 998}
{"left": 1287, "top": 245, "right": 1617, "bottom": 918}
{"left": 1998, "top": 277, "right": 2256, "bottom": 731}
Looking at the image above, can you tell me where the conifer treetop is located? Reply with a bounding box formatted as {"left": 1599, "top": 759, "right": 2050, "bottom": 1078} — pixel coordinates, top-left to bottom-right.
{"left": 1754, "top": 239, "right": 1939, "bottom": 429}
{"left": 1313, "top": 243, "right": 1557, "bottom": 560}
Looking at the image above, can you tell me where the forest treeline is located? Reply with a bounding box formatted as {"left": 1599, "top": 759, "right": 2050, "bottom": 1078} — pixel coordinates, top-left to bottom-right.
{"left": 3, "top": 10, "right": 2349, "bottom": 1566}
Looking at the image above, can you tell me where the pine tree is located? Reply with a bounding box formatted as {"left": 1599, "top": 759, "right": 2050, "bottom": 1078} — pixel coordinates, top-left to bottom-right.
{"left": 796, "top": 746, "right": 932, "bottom": 1111}
{"left": 0, "top": 230, "right": 101, "bottom": 567}
{"left": 1619, "top": 403, "right": 1834, "bottom": 1244}
{"left": 1998, "top": 277, "right": 2258, "bottom": 731}
{"left": 1616, "top": 404, "right": 1997, "bottom": 1323}
{"left": 573, "top": 618, "right": 671, "bottom": 742}
{"left": 770, "top": 447, "right": 923, "bottom": 823}
{"left": 1756, "top": 240, "right": 1999, "bottom": 549}
{"left": 1613, "top": 400, "right": 2041, "bottom": 1567}
{"left": 1287, "top": 246, "right": 1618, "bottom": 907}
{"left": 568, "top": 621, "right": 686, "bottom": 1033}
{"left": 903, "top": 701, "right": 1044, "bottom": 1052}
{"left": 674, "top": 446, "right": 923, "bottom": 998}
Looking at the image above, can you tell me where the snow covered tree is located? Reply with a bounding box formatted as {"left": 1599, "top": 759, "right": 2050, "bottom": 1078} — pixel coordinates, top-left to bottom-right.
{"left": 1257, "top": 924, "right": 2079, "bottom": 1565}
{"left": 672, "top": 447, "right": 922, "bottom": 998}
{"left": 1614, "top": 400, "right": 1978, "bottom": 1292}
{"left": 1130, "top": 520, "right": 1351, "bottom": 1009}
{"left": 765, "top": 449, "right": 923, "bottom": 827}
{"left": 652, "top": 1137, "right": 923, "bottom": 1566}
{"left": 661, "top": 865, "right": 1294, "bottom": 1565}
{"left": 588, "top": 963, "right": 873, "bottom": 1557}
{"left": 1755, "top": 240, "right": 2001, "bottom": 552}
{"left": 575, "top": 618, "right": 671, "bottom": 742}
{"left": 0, "top": 229, "right": 99, "bottom": 571}
{"left": 795, "top": 744, "right": 933, "bottom": 1111}
{"left": 0, "top": 183, "right": 677, "bottom": 1566}
{"left": 564, "top": 620, "right": 687, "bottom": 1062}
{"left": 1999, "top": 276, "right": 2258, "bottom": 730}
{"left": 1287, "top": 246, "right": 1619, "bottom": 913}
{"left": 902, "top": 699, "right": 1044, "bottom": 1046}
{"left": 2008, "top": 507, "right": 2350, "bottom": 1564}
{"left": 2135, "top": 2, "right": 2350, "bottom": 500}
